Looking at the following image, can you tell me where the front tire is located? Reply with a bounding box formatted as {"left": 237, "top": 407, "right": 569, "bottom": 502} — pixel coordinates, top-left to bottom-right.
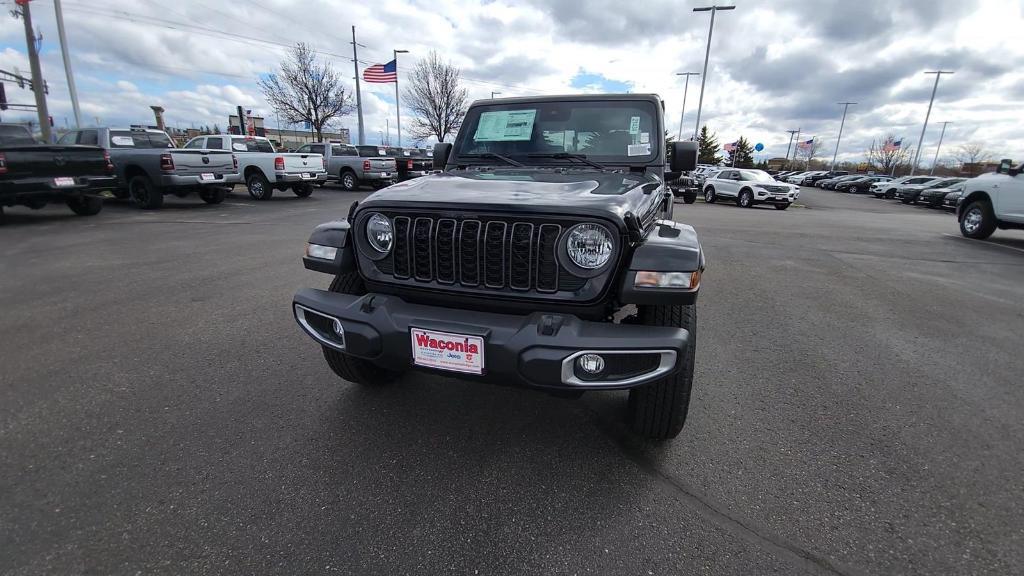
{"left": 128, "top": 175, "right": 164, "bottom": 209}
{"left": 246, "top": 172, "right": 273, "bottom": 200}
{"left": 199, "top": 188, "right": 226, "bottom": 204}
{"left": 960, "top": 200, "right": 997, "bottom": 239}
{"left": 628, "top": 303, "right": 696, "bottom": 440}
{"left": 66, "top": 195, "right": 103, "bottom": 216}
{"left": 321, "top": 272, "right": 401, "bottom": 386}
{"left": 683, "top": 193, "right": 697, "bottom": 205}
{"left": 738, "top": 189, "right": 754, "bottom": 208}
{"left": 704, "top": 187, "right": 717, "bottom": 203}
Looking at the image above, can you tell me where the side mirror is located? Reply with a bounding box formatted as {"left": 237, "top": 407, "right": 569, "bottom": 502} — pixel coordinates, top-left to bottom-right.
{"left": 433, "top": 142, "right": 453, "bottom": 170}
{"left": 997, "top": 158, "right": 1012, "bottom": 174}
{"left": 670, "top": 141, "right": 698, "bottom": 172}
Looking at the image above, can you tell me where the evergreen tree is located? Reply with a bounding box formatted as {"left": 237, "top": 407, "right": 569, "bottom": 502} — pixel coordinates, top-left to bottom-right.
{"left": 213, "top": 124, "right": 222, "bottom": 134}
{"left": 726, "top": 136, "right": 755, "bottom": 168}
{"left": 697, "top": 125, "right": 722, "bottom": 165}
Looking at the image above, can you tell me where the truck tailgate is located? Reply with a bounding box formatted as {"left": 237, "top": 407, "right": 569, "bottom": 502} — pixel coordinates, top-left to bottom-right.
{"left": 171, "top": 150, "right": 234, "bottom": 174}
{"left": 0, "top": 145, "right": 109, "bottom": 180}
{"left": 279, "top": 153, "right": 324, "bottom": 173}
{"left": 367, "top": 157, "right": 396, "bottom": 172}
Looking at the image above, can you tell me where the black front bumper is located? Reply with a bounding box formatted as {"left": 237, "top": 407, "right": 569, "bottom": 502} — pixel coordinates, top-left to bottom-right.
{"left": 293, "top": 288, "right": 689, "bottom": 390}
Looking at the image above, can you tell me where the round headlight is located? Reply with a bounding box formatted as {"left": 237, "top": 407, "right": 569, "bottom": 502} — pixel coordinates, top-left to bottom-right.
{"left": 365, "top": 213, "right": 393, "bottom": 253}
{"left": 566, "top": 223, "right": 613, "bottom": 269}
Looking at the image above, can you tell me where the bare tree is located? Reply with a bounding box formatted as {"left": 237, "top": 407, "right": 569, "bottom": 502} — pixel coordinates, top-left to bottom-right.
{"left": 259, "top": 43, "right": 354, "bottom": 142}
{"left": 954, "top": 143, "right": 991, "bottom": 166}
{"left": 795, "top": 138, "right": 824, "bottom": 167}
{"left": 403, "top": 50, "right": 469, "bottom": 142}
{"left": 866, "top": 134, "right": 914, "bottom": 175}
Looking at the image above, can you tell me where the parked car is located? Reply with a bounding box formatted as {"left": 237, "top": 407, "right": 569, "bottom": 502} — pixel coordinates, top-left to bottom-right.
{"left": 895, "top": 177, "right": 965, "bottom": 204}
{"left": 1, "top": 123, "right": 115, "bottom": 220}
{"left": 819, "top": 174, "right": 862, "bottom": 189}
{"left": 918, "top": 182, "right": 966, "bottom": 208}
{"left": 784, "top": 171, "right": 811, "bottom": 184}
{"left": 383, "top": 146, "right": 433, "bottom": 181}
{"left": 57, "top": 126, "right": 238, "bottom": 209}
{"left": 793, "top": 171, "right": 825, "bottom": 185}
{"left": 184, "top": 134, "right": 327, "bottom": 200}
{"left": 774, "top": 170, "right": 798, "bottom": 182}
{"left": 804, "top": 170, "right": 848, "bottom": 187}
{"left": 836, "top": 175, "right": 892, "bottom": 193}
{"left": 703, "top": 168, "right": 800, "bottom": 209}
{"left": 872, "top": 176, "right": 939, "bottom": 199}
{"left": 942, "top": 188, "right": 965, "bottom": 210}
{"left": 293, "top": 93, "right": 703, "bottom": 440}
{"left": 667, "top": 173, "right": 699, "bottom": 204}
{"left": 299, "top": 142, "right": 397, "bottom": 191}
{"left": 958, "top": 159, "right": 1024, "bottom": 238}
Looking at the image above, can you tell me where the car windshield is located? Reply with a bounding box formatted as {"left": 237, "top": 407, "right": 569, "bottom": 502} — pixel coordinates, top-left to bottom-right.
{"left": 740, "top": 170, "right": 773, "bottom": 182}
{"left": 452, "top": 99, "right": 658, "bottom": 165}
{"left": 0, "top": 124, "right": 36, "bottom": 145}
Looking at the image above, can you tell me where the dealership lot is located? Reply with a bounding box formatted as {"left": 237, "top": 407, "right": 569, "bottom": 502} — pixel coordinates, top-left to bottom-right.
{"left": 2, "top": 186, "right": 1022, "bottom": 575}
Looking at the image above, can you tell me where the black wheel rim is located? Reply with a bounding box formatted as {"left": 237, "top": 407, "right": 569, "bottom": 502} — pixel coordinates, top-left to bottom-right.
{"left": 249, "top": 178, "right": 264, "bottom": 198}
{"left": 344, "top": 174, "right": 355, "bottom": 189}
{"left": 131, "top": 180, "right": 148, "bottom": 204}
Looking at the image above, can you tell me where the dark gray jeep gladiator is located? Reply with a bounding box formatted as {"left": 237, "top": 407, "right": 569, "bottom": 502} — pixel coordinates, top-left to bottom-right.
{"left": 292, "top": 94, "right": 703, "bottom": 439}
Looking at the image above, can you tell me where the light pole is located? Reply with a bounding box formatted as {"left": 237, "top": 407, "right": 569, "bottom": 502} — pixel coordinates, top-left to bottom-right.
{"left": 830, "top": 102, "right": 856, "bottom": 171}
{"left": 491, "top": 91, "right": 502, "bottom": 99}
{"left": 910, "top": 70, "right": 954, "bottom": 175}
{"left": 692, "top": 5, "right": 735, "bottom": 139}
{"left": 784, "top": 129, "right": 800, "bottom": 163}
{"left": 930, "top": 121, "right": 951, "bottom": 175}
{"left": 350, "top": 26, "right": 366, "bottom": 145}
{"left": 393, "top": 49, "right": 409, "bottom": 147}
{"left": 675, "top": 72, "right": 699, "bottom": 140}
{"left": 53, "top": 0, "right": 81, "bottom": 128}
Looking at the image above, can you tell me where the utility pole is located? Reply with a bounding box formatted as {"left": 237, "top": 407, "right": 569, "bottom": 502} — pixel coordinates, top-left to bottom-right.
{"left": 930, "top": 121, "right": 951, "bottom": 175}
{"left": 350, "top": 26, "right": 365, "bottom": 145}
{"left": 385, "top": 118, "right": 390, "bottom": 146}
{"left": 18, "top": 0, "right": 52, "bottom": 142}
{"left": 691, "top": 5, "right": 735, "bottom": 139}
{"left": 53, "top": 0, "right": 80, "bottom": 128}
{"left": 393, "top": 49, "right": 409, "bottom": 147}
{"left": 675, "top": 72, "right": 699, "bottom": 140}
{"left": 830, "top": 102, "right": 856, "bottom": 171}
{"left": 784, "top": 129, "right": 800, "bottom": 162}
{"left": 910, "top": 70, "right": 953, "bottom": 175}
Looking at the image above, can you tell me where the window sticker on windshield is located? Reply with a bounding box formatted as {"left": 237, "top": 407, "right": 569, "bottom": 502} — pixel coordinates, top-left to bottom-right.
{"left": 474, "top": 110, "right": 537, "bottom": 142}
{"left": 378, "top": 149, "right": 386, "bottom": 155}
{"left": 627, "top": 143, "right": 651, "bottom": 156}
{"left": 629, "top": 116, "right": 640, "bottom": 135}
{"left": 639, "top": 132, "right": 650, "bottom": 144}
{"left": 111, "top": 136, "right": 135, "bottom": 146}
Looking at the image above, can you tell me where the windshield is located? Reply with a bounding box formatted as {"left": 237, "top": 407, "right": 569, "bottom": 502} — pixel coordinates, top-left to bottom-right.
{"left": 0, "top": 124, "right": 36, "bottom": 145}
{"left": 740, "top": 170, "right": 774, "bottom": 182}
{"left": 453, "top": 100, "right": 658, "bottom": 165}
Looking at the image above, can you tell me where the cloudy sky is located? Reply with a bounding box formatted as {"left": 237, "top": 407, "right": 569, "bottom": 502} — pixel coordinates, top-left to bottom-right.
{"left": 1, "top": 0, "right": 1021, "bottom": 165}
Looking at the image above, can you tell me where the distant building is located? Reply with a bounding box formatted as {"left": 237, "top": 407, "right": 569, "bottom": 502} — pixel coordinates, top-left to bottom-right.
{"left": 766, "top": 157, "right": 789, "bottom": 170}
{"left": 961, "top": 161, "right": 1000, "bottom": 178}
{"left": 227, "top": 114, "right": 350, "bottom": 150}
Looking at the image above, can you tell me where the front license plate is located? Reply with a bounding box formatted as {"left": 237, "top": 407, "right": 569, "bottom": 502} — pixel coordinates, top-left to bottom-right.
{"left": 53, "top": 177, "right": 75, "bottom": 187}
{"left": 410, "top": 328, "right": 484, "bottom": 375}
{"left": 200, "top": 173, "right": 216, "bottom": 181}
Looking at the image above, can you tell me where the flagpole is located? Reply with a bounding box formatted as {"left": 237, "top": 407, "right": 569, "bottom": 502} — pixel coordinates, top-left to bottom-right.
{"left": 394, "top": 49, "right": 409, "bottom": 148}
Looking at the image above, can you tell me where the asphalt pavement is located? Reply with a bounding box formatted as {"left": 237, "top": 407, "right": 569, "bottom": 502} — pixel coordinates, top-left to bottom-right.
{"left": 2, "top": 185, "right": 1022, "bottom": 575}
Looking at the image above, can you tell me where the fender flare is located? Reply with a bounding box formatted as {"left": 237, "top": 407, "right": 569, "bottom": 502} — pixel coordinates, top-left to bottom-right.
{"left": 618, "top": 220, "right": 705, "bottom": 305}
{"left": 303, "top": 219, "right": 357, "bottom": 275}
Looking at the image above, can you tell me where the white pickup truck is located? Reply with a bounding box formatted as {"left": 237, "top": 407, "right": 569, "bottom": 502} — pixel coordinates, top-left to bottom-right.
{"left": 957, "top": 159, "right": 1024, "bottom": 239}
{"left": 183, "top": 135, "right": 327, "bottom": 200}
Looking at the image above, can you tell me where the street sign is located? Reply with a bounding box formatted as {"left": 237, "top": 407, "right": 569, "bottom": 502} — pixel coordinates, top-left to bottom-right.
{"left": 754, "top": 142, "right": 764, "bottom": 152}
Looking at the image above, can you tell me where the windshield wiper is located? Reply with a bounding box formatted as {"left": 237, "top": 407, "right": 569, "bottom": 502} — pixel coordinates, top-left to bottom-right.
{"left": 527, "top": 152, "right": 607, "bottom": 170}
{"left": 458, "top": 153, "right": 523, "bottom": 167}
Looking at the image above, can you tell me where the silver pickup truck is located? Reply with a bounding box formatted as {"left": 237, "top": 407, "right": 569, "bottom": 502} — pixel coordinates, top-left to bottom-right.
{"left": 184, "top": 135, "right": 327, "bottom": 200}
{"left": 58, "top": 127, "right": 239, "bottom": 209}
{"left": 295, "top": 142, "right": 396, "bottom": 191}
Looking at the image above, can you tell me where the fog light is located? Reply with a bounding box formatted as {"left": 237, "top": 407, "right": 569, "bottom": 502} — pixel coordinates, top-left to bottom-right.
{"left": 578, "top": 354, "right": 605, "bottom": 374}
{"left": 306, "top": 243, "right": 338, "bottom": 260}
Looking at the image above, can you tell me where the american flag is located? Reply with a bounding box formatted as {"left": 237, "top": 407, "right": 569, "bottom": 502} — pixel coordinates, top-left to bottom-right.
{"left": 882, "top": 138, "right": 902, "bottom": 152}
{"left": 723, "top": 141, "right": 737, "bottom": 153}
{"left": 363, "top": 60, "right": 397, "bottom": 83}
{"left": 797, "top": 138, "right": 814, "bottom": 150}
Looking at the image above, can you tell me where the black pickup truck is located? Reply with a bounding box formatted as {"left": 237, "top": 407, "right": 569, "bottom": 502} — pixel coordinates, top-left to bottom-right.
{"left": 384, "top": 147, "right": 433, "bottom": 181}
{"left": 1, "top": 124, "right": 115, "bottom": 220}
{"left": 293, "top": 94, "right": 703, "bottom": 439}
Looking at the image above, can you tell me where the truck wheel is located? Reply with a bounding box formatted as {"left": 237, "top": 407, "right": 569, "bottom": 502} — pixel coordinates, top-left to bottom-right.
{"left": 321, "top": 272, "right": 400, "bottom": 386}
{"left": 683, "top": 193, "right": 697, "bottom": 205}
{"left": 704, "top": 187, "right": 717, "bottom": 203}
{"left": 199, "top": 188, "right": 226, "bottom": 205}
{"left": 774, "top": 203, "right": 789, "bottom": 210}
{"left": 66, "top": 195, "right": 103, "bottom": 216}
{"left": 128, "top": 175, "right": 164, "bottom": 209}
{"left": 340, "top": 170, "right": 359, "bottom": 191}
{"left": 738, "top": 189, "right": 754, "bottom": 208}
{"left": 293, "top": 184, "right": 314, "bottom": 198}
{"left": 246, "top": 173, "right": 273, "bottom": 200}
{"left": 628, "top": 303, "right": 696, "bottom": 440}
{"left": 960, "top": 199, "right": 997, "bottom": 239}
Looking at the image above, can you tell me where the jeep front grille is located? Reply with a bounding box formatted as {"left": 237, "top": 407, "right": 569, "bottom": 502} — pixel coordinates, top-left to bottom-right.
{"left": 372, "top": 214, "right": 589, "bottom": 294}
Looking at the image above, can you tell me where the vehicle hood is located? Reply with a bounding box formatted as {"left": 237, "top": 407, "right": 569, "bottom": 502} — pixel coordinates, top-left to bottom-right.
{"left": 357, "top": 168, "right": 662, "bottom": 225}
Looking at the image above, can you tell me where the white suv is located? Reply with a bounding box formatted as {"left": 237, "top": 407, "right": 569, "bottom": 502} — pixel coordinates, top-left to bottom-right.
{"left": 958, "top": 160, "right": 1024, "bottom": 239}
{"left": 703, "top": 169, "right": 800, "bottom": 210}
